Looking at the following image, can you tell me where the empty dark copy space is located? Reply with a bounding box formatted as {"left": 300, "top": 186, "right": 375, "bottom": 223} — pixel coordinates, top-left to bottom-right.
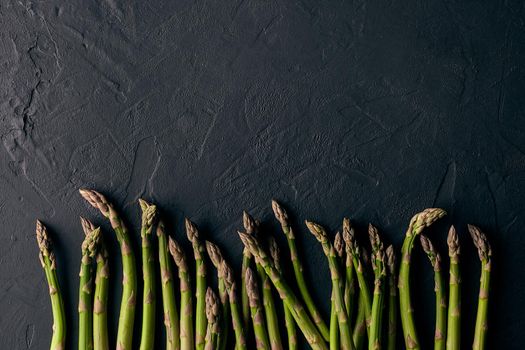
{"left": 1, "top": 0, "right": 524, "bottom": 349}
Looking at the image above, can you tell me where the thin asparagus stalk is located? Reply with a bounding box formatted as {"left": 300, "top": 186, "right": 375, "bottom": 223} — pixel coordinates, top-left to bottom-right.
{"left": 269, "top": 236, "right": 297, "bottom": 350}
{"left": 205, "top": 241, "right": 231, "bottom": 350}
{"left": 336, "top": 231, "right": 355, "bottom": 324}
{"left": 78, "top": 219, "right": 101, "bottom": 350}
{"left": 332, "top": 232, "right": 344, "bottom": 350}
{"left": 385, "top": 246, "right": 397, "bottom": 350}
{"left": 368, "top": 224, "right": 386, "bottom": 350}
{"left": 420, "top": 235, "right": 447, "bottom": 350}
{"left": 353, "top": 293, "right": 367, "bottom": 350}
{"left": 36, "top": 220, "right": 66, "bottom": 350}
{"left": 241, "top": 211, "right": 256, "bottom": 329}
{"left": 93, "top": 233, "right": 110, "bottom": 350}
{"left": 169, "top": 236, "right": 194, "bottom": 350}
{"left": 272, "top": 200, "right": 330, "bottom": 341}
{"left": 157, "top": 221, "right": 180, "bottom": 350}
{"left": 222, "top": 261, "right": 248, "bottom": 350}
{"left": 398, "top": 208, "right": 446, "bottom": 350}
{"left": 138, "top": 199, "right": 157, "bottom": 350}
{"left": 468, "top": 225, "right": 491, "bottom": 350}
{"left": 205, "top": 288, "right": 222, "bottom": 350}
{"left": 446, "top": 226, "right": 460, "bottom": 350}
{"left": 186, "top": 218, "right": 208, "bottom": 350}
{"left": 79, "top": 189, "right": 137, "bottom": 350}
{"left": 238, "top": 231, "right": 328, "bottom": 350}
{"left": 306, "top": 221, "right": 355, "bottom": 350}
{"left": 246, "top": 267, "right": 271, "bottom": 350}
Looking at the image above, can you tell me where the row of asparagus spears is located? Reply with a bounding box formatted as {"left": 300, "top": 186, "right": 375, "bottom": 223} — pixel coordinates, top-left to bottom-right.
{"left": 35, "top": 189, "right": 492, "bottom": 350}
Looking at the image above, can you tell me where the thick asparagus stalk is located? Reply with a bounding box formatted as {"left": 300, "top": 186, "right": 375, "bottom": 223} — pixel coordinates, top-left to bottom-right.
{"left": 79, "top": 189, "right": 137, "bottom": 350}
{"left": 368, "top": 224, "right": 386, "bottom": 350}
{"left": 385, "top": 246, "right": 397, "bottom": 350}
{"left": 36, "top": 220, "right": 66, "bottom": 350}
{"left": 93, "top": 232, "right": 110, "bottom": 350}
{"left": 399, "top": 208, "right": 446, "bottom": 350}
{"left": 205, "top": 288, "right": 222, "bottom": 350}
{"left": 169, "top": 236, "right": 194, "bottom": 350}
{"left": 222, "top": 261, "right": 248, "bottom": 350}
{"left": 306, "top": 221, "right": 355, "bottom": 350}
{"left": 157, "top": 221, "right": 180, "bottom": 350}
{"left": 246, "top": 267, "right": 271, "bottom": 350}
{"left": 238, "top": 231, "right": 328, "bottom": 350}
{"left": 420, "top": 235, "right": 447, "bottom": 350}
{"left": 272, "top": 200, "right": 330, "bottom": 341}
{"left": 79, "top": 219, "right": 101, "bottom": 350}
{"left": 241, "top": 211, "right": 256, "bottom": 329}
{"left": 446, "top": 226, "right": 460, "bottom": 350}
{"left": 468, "top": 225, "right": 491, "bottom": 350}
{"left": 138, "top": 199, "right": 157, "bottom": 350}
{"left": 186, "top": 219, "right": 207, "bottom": 350}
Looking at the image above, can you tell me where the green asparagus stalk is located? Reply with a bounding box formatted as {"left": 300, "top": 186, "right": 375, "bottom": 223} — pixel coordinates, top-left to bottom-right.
{"left": 246, "top": 267, "right": 271, "bottom": 350}
{"left": 331, "top": 232, "right": 344, "bottom": 350}
{"left": 93, "top": 232, "right": 110, "bottom": 350}
{"left": 446, "top": 226, "right": 460, "bottom": 350}
{"left": 238, "top": 231, "right": 328, "bottom": 350}
{"left": 385, "top": 246, "right": 397, "bottom": 350}
{"left": 138, "top": 199, "right": 157, "bottom": 350}
{"left": 353, "top": 292, "right": 367, "bottom": 350}
{"left": 169, "top": 236, "right": 194, "bottom": 350}
{"left": 269, "top": 236, "right": 298, "bottom": 350}
{"left": 306, "top": 221, "right": 355, "bottom": 350}
{"left": 79, "top": 218, "right": 101, "bottom": 350}
{"left": 157, "top": 221, "right": 180, "bottom": 350}
{"left": 468, "top": 225, "right": 491, "bottom": 350}
{"left": 368, "top": 224, "right": 386, "bottom": 350}
{"left": 420, "top": 235, "right": 447, "bottom": 350}
{"left": 221, "top": 261, "right": 248, "bottom": 350}
{"left": 399, "top": 208, "right": 446, "bottom": 350}
{"left": 36, "top": 220, "right": 66, "bottom": 350}
{"left": 272, "top": 200, "right": 330, "bottom": 341}
{"left": 336, "top": 231, "right": 355, "bottom": 324}
{"left": 186, "top": 218, "right": 208, "bottom": 350}
{"left": 241, "top": 211, "right": 256, "bottom": 330}
{"left": 205, "top": 288, "right": 222, "bottom": 350}
{"left": 79, "top": 189, "right": 137, "bottom": 350}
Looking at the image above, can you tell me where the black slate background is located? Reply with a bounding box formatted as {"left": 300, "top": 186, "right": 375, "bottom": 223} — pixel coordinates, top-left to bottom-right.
{"left": 1, "top": 0, "right": 524, "bottom": 348}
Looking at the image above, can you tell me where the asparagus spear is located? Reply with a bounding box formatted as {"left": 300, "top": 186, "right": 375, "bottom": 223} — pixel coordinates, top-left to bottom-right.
{"left": 93, "top": 232, "right": 110, "bottom": 350}
{"left": 241, "top": 211, "right": 256, "bottom": 330}
{"left": 169, "top": 236, "right": 194, "bottom": 350}
{"left": 446, "top": 226, "right": 460, "bottom": 350}
{"left": 205, "top": 288, "right": 222, "bottom": 350}
{"left": 269, "top": 236, "right": 298, "bottom": 350}
{"left": 306, "top": 221, "right": 355, "bottom": 350}
{"left": 271, "top": 200, "right": 330, "bottom": 341}
{"left": 385, "top": 246, "right": 397, "bottom": 350}
{"left": 399, "top": 208, "right": 446, "bottom": 350}
{"left": 138, "top": 199, "right": 157, "bottom": 350}
{"left": 36, "top": 220, "right": 66, "bottom": 350}
{"left": 238, "top": 231, "right": 328, "bottom": 350}
{"left": 221, "top": 260, "right": 248, "bottom": 350}
{"left": 368, "top": 224, "right": 386, "bottom": 350}
{"left": 246, "top": 267, "right": 271, "bottom": 350}
{"left": 331, "top": 232, "right": 344, "bottom": 350}
{"left": 420, "top": 235, "right": 447, "bottom": 350}
{"left": 79, "top": 189, "right": 137, "bottom": 350}
{"left": 353, "top": 292, "right": 367, "bottom": 350}
{"left": 78, "top": 219, "right": 101, "bottom": 350}
{"left": 336, "top": 231, "right": 355, "bottom": 324}
{"left": 157, "top": 221, "right": 180, "bottom": 350}
{"left": 186, "top": 218, "right": 208, "bottom": 350}
{"left": 468, "top": 225, "right": 491, "bottom": 350}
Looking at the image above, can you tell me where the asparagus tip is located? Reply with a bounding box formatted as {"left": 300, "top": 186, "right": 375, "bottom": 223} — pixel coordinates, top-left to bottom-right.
{"left": 420, "top": 235, "right": 440, "bottom": 269}
{"left": 205, "top": 240, "right": 224, "bottom": 269}
{"left": 305, "top": 220, "right": 327, "bottom": 243}
{"left": 80, "top": 216, "right": 96, "bottom": 236}
{"left": 82, "top": 227, "right": 101, "bottom": 258}
{"left": 447, "top": 225, "right": 460, "bottom": 258}
{"left": 386, "top": 245, "right": 396, "bottom": 274}
{"left": 206, "top": 287, "right": 220, "bottom": 324}
{"left": 467, "top": 224, "right": 491, "bottom": 261}
{"left": 409, "top": 208, "right": 447, "bottom": 235}
{"left": 242, "top": 211, "right": 257, "bottom": 235}
{"left": 245, "top": 267, "right": 260, "bottom": 305}
{"left": 139, "top": 199, "right": 157, "bottom": 227}
{"left": 368, "top": 223, "right": 383, "bottom": 252}
{"left": 168, "top": 236, "right": 186, "bottom": 267}
{"left": 79, "top": 189, "right": 110, "bottom": 215}
{"left": 185, "top": 218, "right": 199, "bottom": 242}
{"left": 271, "top": 199, "right": 288, "bottom": 225}
{"left": 268, "top": 235, "right": 280, "bottom": 268}
{"left": 334, "top": 231, "right": 344, "bottom": 258}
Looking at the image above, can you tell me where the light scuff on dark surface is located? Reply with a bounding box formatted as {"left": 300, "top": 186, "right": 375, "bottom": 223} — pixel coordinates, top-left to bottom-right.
{"left": 0, "top": 0, "right": 524, "bottom": 348}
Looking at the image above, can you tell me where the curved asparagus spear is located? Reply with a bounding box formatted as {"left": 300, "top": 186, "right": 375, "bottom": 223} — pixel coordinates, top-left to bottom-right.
{"left": 79, "top": 219, "right": 101, "bottom": 350}
{"left": 138, "top": 199, "right": 157, "bottom": 350}
{"left": 79, "top": 189, "right": 137, "bottom": 350}
{"left": 238, "top": 231, "right": 328, "bottom": 350}
{"left": 306, "top": 221, "right": 355, "bottom": 350}
{"left": 246, "top": 267, "right": 271, "bottom": 350}
{"left": 368, "top": 224, "right": 386, "bottom": 350}
{"left": 36, "top": 221, "right": 66, "bottom": 350}
{"left": 93, "top": 232, "right": 110, "bottom": 350}
{"left": 399, "top": 208, "right": 446, "bottom": 350}
{"left": 446, "top": 226, "right": 460, "bottom": 350}
{"left": 385, "top": 246, "right": 397, "bottom": 350}
{"left": 157, "top": 221, "right": 180, "bottom": 350}
{"left": 420, "top": 235, "right": 447, "bottom": 350}
{"left": 241, "top": 211, "right": 256, "bottom": 330}
{"left": 186, "top": 219, "right": 207, "bottom": 350}
{"left": 468, "top": 225, "right": 491, "bottom": 350}
{"left": 222, "top": 261, "right": 248, "bottom": 350}
{"left": 272, "top": 200, "right": 330, "bottom": 341}
{"left": 205, "top": 288, "right": 222, "bottom": 350}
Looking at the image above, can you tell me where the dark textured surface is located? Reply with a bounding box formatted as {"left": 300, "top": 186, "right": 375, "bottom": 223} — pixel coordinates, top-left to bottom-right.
{"left": 1, "top": 0, "right": 524, "bottom": 348}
